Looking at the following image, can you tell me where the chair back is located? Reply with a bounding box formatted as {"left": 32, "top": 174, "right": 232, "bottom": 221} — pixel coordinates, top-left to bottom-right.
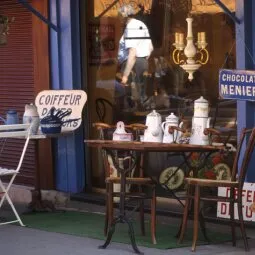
{"left": 93, "top": 122, "right": 147, "bottom": 141}
{"left": 0, "top": 123, "right": 32, "bottom": 172}
{"left": 231, "top": 128, "right": 255, "bottom": 186}
{"left": 95, "top": 98, "right": 115, "bottom": 123}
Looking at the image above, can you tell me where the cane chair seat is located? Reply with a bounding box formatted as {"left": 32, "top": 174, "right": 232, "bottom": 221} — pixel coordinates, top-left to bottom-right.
{"left": 105, "top": 176, "right": 153, "bottom": 185}
{"left": 185, "top": 177, "right": 238, "bottom": 187}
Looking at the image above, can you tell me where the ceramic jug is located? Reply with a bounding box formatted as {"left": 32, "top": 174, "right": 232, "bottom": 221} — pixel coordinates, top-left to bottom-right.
{"left": 189, "top": 96, "right": 211, "bottom": 145}
{"left": 144, "top": 110, "right": 163, "bottom": 142}
{"left": 189, "top": 117, "right": 211, "bottom": 145}
{"left": 161, "top": 112, "right": 183, "bottom": 143}
{"left": 0, "top": 109, "right": 19, "bottom": 125}
{"left": 112, "top": 121, "right": 133, "bottom": 141}
{"left": 23, "top": 103, "right": 40, "bottom": 134}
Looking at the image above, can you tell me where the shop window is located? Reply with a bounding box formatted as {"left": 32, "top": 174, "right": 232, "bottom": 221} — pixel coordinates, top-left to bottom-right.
{"left": 82, "top": 0, "right": 237, "bottom": 188}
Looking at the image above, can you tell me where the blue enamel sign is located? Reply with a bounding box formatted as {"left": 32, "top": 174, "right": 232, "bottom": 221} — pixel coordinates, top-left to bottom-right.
{"left": 219, "top": 69, "right": 255, "bottom": 101}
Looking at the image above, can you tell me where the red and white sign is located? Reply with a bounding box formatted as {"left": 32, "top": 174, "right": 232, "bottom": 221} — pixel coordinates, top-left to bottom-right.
{"left": 217, "top": 182, "right": 255, "bottom": 221}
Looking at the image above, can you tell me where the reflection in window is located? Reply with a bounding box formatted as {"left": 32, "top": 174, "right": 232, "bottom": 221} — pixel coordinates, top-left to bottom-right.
{"left": 88, "top": 0, "right": 236, "bottom": 122}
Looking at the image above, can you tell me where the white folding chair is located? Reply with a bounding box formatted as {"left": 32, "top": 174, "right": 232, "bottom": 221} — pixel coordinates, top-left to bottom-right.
{"left": 0, "top": 123, "right": 32, "bottom": 226}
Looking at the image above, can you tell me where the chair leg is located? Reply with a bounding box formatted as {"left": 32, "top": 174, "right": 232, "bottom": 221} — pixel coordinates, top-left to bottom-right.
{"left": 104, "top": 183, "right": 109, "bottom": 236}
{"left": 199, "top": 207, "right": 210, "bottom": 243}
{"left": 106, "top": 182, "right": 114, "bottom": 233}
{"left": 229, "top": 188, "right": 236, "bottom": 247}
{"left": 192, "top": 185, "right": 200, "bottom": 252}
{"left": 151, "top": 186, "right": 157, "bottom": 244}
{"left": 0, "top": 177, "right": 24, "bottom": 226}
{"left": 178, "top": 184, "right": 192, "bottom": 243}
{"left": 139, "top": 199, "right": 145, "bottom": 236}
{"left": 237, "top": 192, "right": 249, "bottom": 251}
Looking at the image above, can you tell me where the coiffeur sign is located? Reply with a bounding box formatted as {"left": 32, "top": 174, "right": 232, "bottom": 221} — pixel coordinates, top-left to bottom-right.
{"left": 219, "top": 69, "right": 255, "bottom": 101}
{"left": 35, "top": 90, "right": 87, "bottom": 132}
{"left": 217, "top": 183, "right": 255, "bottom": 221}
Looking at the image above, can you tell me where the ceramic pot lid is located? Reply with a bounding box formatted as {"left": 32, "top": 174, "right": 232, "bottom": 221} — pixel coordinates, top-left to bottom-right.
{"left": 147, "top": 109, "right": 160, "bottom": 117}
{"left": 165, "top": 112, "right": 179, "bottom": 123}
{"left": 194, "top": 96, "right": 208, "bottom": 104}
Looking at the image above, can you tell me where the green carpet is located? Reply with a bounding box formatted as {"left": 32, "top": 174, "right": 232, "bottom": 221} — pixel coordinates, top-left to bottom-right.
{"left": 20, "top": 211, "right": 231, "bottom": 249}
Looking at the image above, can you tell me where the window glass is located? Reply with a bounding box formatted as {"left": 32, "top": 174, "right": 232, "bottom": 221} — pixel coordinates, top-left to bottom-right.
{"left": 85, "top": 0, "right": 236, "bottom": 188}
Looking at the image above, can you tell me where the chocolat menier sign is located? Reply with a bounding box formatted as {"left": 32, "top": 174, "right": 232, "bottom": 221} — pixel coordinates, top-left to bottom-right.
{"left": 219, "top": 69, "right": 255, "bottom": 101}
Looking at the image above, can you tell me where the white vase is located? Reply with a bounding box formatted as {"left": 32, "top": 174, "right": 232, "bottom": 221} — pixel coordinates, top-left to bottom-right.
{"left": 23, "top": 103, "right": 40, "bottom": 135}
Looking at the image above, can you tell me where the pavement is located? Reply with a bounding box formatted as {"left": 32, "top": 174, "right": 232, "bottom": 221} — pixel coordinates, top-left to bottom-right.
{"left": 0, "top": 200, "right": 255, "bottom": 255}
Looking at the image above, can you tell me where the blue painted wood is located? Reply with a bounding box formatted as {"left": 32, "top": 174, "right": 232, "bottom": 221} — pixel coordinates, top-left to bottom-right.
{"left": 49, "top": 0, "right": 85, "bottom": 193}
{"left": 236, "top": 0, "right": 255, "bottom": 182}
{"left": 18, "top": 0, "right": 59, "bottom": 31}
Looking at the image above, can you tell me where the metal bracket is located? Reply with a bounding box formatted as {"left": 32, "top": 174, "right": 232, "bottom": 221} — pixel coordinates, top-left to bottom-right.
{"left": 214, "top": 0, "right": 241, "bottom": 24}
{"left": 17, "top": 0, "right": 59, "bottom": 32}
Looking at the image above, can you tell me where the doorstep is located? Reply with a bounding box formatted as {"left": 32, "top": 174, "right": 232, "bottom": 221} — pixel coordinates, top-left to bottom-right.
{"left": 0, "top": 183, "right": 33, "bottom": 204}
{"left": 0, "top": 184, "right": 70, "bottom": 208}
{"left": 70, "top": 190, "right": 255, "bottom": 228}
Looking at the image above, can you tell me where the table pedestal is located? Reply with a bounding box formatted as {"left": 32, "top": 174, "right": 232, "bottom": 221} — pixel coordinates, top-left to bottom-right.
{"left": 99, "top": 150, "right": 143, "bottom": 254}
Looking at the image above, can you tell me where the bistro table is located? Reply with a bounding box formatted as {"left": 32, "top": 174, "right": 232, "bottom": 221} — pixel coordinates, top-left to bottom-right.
{"left": 85, "top": 140, "right": 224, "bottom": 254}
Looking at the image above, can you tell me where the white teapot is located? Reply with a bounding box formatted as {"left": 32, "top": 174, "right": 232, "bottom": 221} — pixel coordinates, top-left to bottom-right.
{"left": 23, "top": 103, "right": 40, "bottom": 135}
{"left": 144, "top": 110, "right": 163, "bottom": 142}
{"left": 161, "top": 113, "right": 183, "bottom": 143}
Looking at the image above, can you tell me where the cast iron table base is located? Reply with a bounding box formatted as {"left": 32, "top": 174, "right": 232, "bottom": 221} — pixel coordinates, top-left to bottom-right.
{"left": 98, "top": 149, "right": 143, "bottom": 254}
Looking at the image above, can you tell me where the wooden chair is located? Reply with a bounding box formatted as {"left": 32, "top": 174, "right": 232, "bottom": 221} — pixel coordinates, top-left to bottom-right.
{"left": 93, "top": 122, "right": 157, "bottom": 244}
{"left": 95, "top": 98, "right": 115, "bottom": 123}
{"left": 178, "top": 127, "right": 255, "bottom": 251}
{"left": 210, "top": 99, "right": 237, "bottom": 147}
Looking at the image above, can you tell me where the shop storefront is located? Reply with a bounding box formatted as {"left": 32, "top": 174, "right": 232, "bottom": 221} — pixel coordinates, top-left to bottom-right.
{"left": 0, "top": 0, "right": 255, "bottom": 200}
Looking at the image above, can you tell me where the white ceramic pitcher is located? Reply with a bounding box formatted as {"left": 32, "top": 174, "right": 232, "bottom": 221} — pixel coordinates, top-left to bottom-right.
{"left": 161, "top": 113, "right": 183, "bottom": 143}
{"left": 144, "top": 110, "right": 163, "bottom": 142}
{"left": 23, "top": 103, "right": 40, "bottom": 134}
{"left": 189, "top": 117, "right": 211, "bottom": 145}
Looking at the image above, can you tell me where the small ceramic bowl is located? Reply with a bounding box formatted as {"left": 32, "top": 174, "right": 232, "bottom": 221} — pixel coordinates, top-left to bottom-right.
{"left": 40, "top": 122, "right": 62, "bottom": 134}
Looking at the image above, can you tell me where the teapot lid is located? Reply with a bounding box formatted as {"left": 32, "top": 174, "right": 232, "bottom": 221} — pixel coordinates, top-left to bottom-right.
{"left": 194, "top": 96, "right": 208, "bottom": 104}
{"left": 147, "top": 109, "right": 161, "bottom": 117}
{"left": 165, "top": 112, "right": 179, "bottom": 122}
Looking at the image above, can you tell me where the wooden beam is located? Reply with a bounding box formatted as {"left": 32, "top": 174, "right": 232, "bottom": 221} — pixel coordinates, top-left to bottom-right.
{"left": 32, "top": 0, "right": 54, "bottom": 190}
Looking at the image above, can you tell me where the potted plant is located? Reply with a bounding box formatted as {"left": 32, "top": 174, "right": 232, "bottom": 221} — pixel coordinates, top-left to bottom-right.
{"left": 0, "top": 14, "right": 14, "bottom": 45}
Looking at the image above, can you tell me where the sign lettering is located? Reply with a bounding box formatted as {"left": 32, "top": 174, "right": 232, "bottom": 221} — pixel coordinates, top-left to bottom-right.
{"left": 219, "top": 69, "right": 255, "bottom": 101}
{"left": 217, "top": 182, "right": 255, "bottom": 221}
{"left": 35, "top": 90, "right": 87, "bottom": 132}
